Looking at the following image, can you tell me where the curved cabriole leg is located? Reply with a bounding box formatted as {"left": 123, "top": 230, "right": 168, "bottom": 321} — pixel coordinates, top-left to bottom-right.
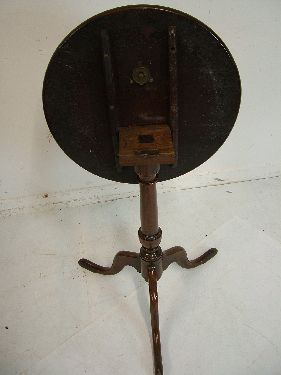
{"left": 162, "top": 246, "right": 218, "bottom": 271}
{"left": 148, "top": 267, "right": 163, "bottom": 375}
{"left": 78, "top": 251, "right": 141, "bottom": 275}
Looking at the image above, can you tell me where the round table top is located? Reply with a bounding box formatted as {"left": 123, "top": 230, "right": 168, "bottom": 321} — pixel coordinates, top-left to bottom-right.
{"left": 43, "top": 5, "right": 241, "bottom": 184}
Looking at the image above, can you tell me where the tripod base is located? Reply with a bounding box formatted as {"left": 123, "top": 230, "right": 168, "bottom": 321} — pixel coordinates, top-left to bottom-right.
{"left": 78, "top": 246, "right": 217, "bottom": 374}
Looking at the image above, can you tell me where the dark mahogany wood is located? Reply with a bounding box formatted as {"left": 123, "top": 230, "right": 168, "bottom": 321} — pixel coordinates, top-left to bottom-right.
{"left": 148, "top": 267, "right": 163, "bottom": 375}
{"left": 43, "top": 5, "right": 241, "bottom": 184}
{"left": 78, "top": 165, "right": 217, "bottom": 374}
{"left": 137, "top": 164, "right": 160, "bottom": 235}
{"left": 79, "top": 251, "right": 141, "bottom": 275}
{"left": 163, "top": 246, "right": 218, "bottom": 271}
{"left": 42, "top": 5, "right": 240, "bottom": 374}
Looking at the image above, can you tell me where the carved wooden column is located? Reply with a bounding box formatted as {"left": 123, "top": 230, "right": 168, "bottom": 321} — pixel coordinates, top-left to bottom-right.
{"left": 135, "top": 165, "right": 163, "bottom": 281}
{"left": 135, "top": 164, "right": 163, "bottom": 374}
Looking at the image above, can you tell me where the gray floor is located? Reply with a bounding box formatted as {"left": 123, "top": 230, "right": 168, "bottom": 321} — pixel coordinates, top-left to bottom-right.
{"left": 1, "top": 175, "right": 280, "bottom": 374}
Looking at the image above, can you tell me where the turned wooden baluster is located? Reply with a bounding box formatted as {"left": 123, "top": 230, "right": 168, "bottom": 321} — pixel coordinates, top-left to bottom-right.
{"left": 135, "top": 165, "right": 164, "bottom": 374}
{"left": 78, "top": 163, "right": 217, "bottom": 375}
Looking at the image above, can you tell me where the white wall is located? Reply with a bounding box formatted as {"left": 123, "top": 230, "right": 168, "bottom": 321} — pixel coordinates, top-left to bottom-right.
{"left": 1, "top": 0, "right": 281, "bottom": 214}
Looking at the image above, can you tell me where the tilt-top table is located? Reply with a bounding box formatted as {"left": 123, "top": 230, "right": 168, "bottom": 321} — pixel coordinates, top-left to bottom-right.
{"left": 43, "top": 5, "right": 241, "bottom": 374}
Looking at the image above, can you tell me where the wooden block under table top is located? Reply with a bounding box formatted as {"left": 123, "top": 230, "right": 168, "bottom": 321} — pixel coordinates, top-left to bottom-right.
{"left": 119, "top": 124, "right": 176, "bottom": 166}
